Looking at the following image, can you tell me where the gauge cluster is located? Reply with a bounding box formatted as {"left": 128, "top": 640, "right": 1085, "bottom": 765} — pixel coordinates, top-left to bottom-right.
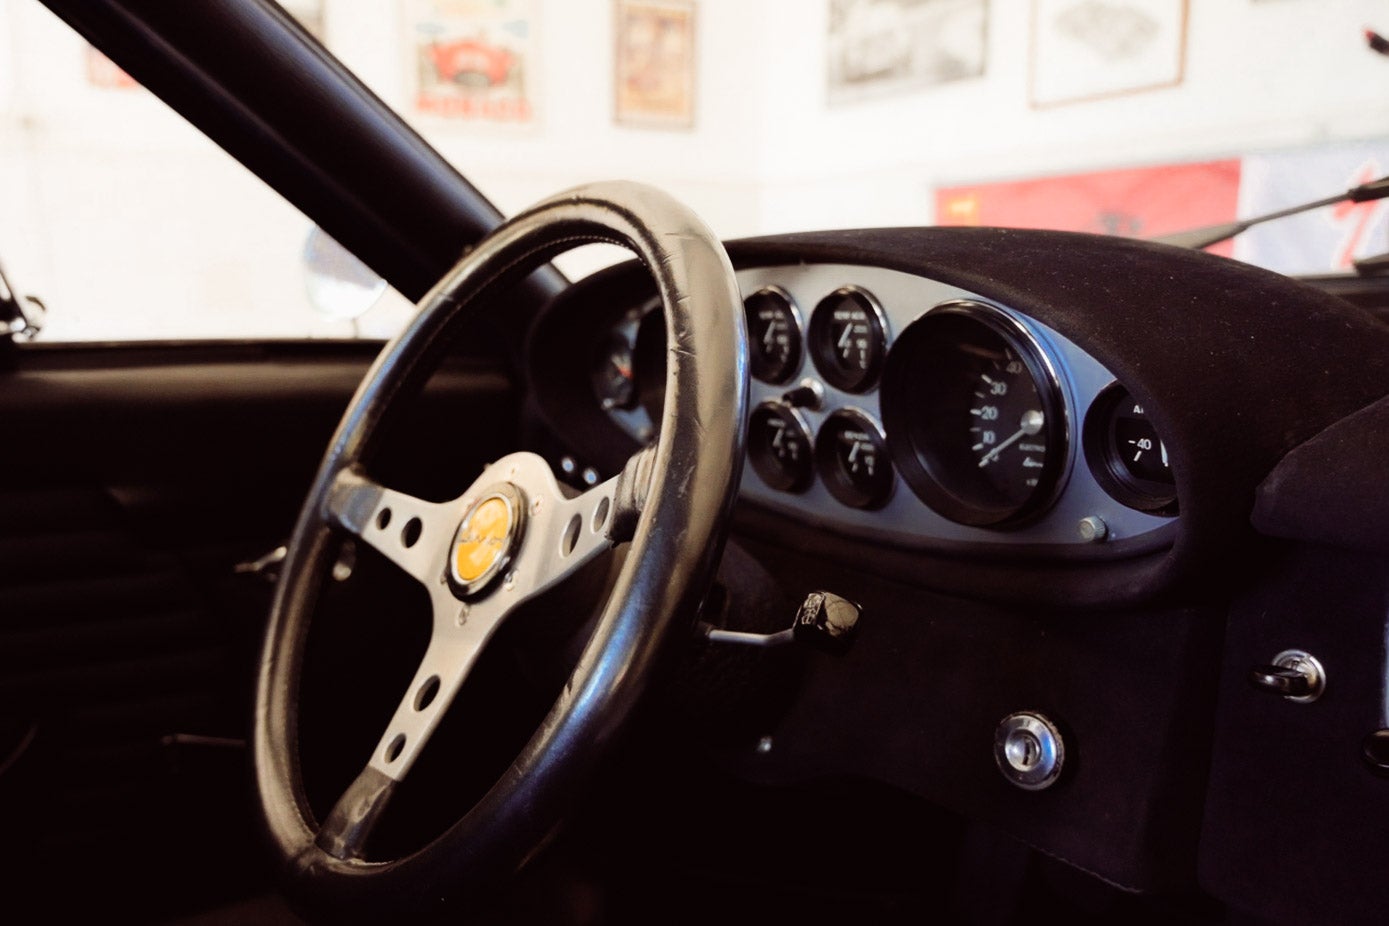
{"left": 588, "top": 304, "right": 660, "bottom": 447}
{"left": 591, "top": 262, "right": 1178, "bottom": 553}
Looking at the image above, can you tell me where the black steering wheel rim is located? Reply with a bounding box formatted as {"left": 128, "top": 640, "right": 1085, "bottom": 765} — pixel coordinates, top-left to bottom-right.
{"left": 252, "top": 181, "right": 748, "bottom": 919}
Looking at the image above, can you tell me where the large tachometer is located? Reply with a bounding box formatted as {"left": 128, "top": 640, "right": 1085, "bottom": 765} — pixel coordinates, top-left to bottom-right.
{"left": 882, "top": 302, "right": 1067, "bottom": 527}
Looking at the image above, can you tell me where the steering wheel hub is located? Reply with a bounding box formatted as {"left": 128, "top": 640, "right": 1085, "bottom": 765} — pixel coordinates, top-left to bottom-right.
{"left": 447, "top": 484, "right": 525, "bottom": 599}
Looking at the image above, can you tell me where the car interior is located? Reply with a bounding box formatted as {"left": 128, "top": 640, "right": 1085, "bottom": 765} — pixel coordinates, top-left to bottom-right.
{"left": 3, "top": 1, "right": 1389, "bottom": 924}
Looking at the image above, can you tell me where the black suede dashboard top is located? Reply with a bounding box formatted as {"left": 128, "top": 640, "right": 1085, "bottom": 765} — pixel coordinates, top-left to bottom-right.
{"left": 532, "top": 227, "right": 1389, "bottom": 607}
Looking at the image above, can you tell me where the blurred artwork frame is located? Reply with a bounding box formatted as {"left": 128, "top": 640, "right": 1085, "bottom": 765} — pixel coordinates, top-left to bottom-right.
{"left": 614, "top": 0, "right": 697, "bottom": 129}
{"left": 280, "top": 0, "right": 326, "bottom": 41}
{"left": 1029, "top": 0, "right": 1188, "bottom": 108}
{"left": 827, "top": 0, "right": 988, "bottom": 105}
{"left": 405, "top": 0, "right": 538, "bottom": 126}
{"left": 85, "top": 46, "right": 140, "bottom": 90}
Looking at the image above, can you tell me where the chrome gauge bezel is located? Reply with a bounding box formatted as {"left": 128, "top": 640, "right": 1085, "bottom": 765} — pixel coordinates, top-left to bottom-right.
{"left": 881, "top": 300, "right": 1070, "bottom": 528}
{"left": 814, "top": 407, "right": 894, "bottom": 511}
{"left": 744, "top": 284, "right": 805, "bottom": 386}
{"left": 807, "top": 285, "right": 890, "bottom": 394}
{"left": 1082, "top": 382, "right": 1179, "bottom": 515}
{"left": 747, "top": 400, "right": 816, "bottom": 493}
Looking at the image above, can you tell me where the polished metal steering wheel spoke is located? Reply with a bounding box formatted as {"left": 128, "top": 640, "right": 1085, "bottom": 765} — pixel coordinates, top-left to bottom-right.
{"left": 472, "top": 451, "right": 628, "bottom": 605}
{"left": 313, "top": 452, "right": 634, "bottom": 860}
{"left": 323, "top": 468, "right": 458, "bottom": 587}
{"left": 316, "top": 589, "right": 505, "bottom": 860}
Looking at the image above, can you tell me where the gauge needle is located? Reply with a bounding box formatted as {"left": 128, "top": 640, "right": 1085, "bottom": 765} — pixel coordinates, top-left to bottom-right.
{"left": 837, "top": 323, "right": 855, "bottom": 357}
{"left": 977, "top": 409, "right": 1044, "bottom": 468}
{"left": 762, "top": 324, "right": 777, "bottom": 353}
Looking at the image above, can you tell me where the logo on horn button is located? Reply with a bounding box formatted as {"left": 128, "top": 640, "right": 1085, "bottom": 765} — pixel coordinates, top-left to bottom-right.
{"left": 448, "top": 484, "right": 524, "bottom": 598}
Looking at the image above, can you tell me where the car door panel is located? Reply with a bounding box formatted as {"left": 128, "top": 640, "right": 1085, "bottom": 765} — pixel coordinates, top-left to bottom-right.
{"left": 0, "top": 341, "right": 515, "bottom": 916}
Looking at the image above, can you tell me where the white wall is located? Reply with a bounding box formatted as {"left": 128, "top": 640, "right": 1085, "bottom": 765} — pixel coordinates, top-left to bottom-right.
{"left": 0, "top": 0, "right": 1385, "bottom": 340}
{"left": 754, "top": 0, "right": 1389, "bottom": 232}
{"left": 327, "top": 0, "right": 775, "bottom": 279}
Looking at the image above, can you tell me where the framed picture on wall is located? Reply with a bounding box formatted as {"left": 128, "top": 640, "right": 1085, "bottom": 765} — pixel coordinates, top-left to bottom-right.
{"left": 85, "top": 46, "right": 140, "bottom": 90}
{"left": 827, "top": 0, "right": 988, "bottom": 105}
{"left": 614, "top": 0, "right": 696, "bottom": 129}
{"left": 1029, "top": 0, "right": 1188, "bottom": 108}
{"left": 279, "top": 0, "right": 325, "bottom": 42}
{"left": 404, "top": 0, "right": 538, "bottom": 125}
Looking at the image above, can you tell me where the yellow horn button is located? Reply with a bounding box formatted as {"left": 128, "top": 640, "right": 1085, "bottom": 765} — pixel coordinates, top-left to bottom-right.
{"left": 454, "top": 496, "right": 512, "bottom": 583}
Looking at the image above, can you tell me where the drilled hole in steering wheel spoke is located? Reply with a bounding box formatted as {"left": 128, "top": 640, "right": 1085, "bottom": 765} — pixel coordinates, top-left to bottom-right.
{"left": 400, "top": 518, "right": 422, "bottom": 548}
{"left": 376, "top": 507, "right": 392, "bottom": 530}
{"left": 592, "top": 496, "right": 610, "bottom": 533}
{"left": 384, "top": 733, "right": 406, "bottom": 764}
{"left": 414, "top": 675, "right": 440, "bottom": 712}
{"left": 561, "top": 514, "right": 581, "bottom": 556}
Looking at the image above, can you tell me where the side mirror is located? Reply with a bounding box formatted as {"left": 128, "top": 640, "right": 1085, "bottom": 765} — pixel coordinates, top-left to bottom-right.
{"left": 302, "top": 227, "right": 386, "bottom": 324}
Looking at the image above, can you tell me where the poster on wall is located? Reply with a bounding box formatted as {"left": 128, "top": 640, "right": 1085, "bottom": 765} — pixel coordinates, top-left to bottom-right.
{"left": 1029, "top": 0, "right": 1187, "bottom": 108}
{"left": 281, "top": 0, "right": 326, "bottom": 41}
{"left": 405, "top": 0, "right": 536, "bottom": 125}
{"left": 614, "top": 0, "right": 696, "bottom": 128}
{"left": 1236, "top": 142, "right": 1389, "bottom": 275}
{"left": 84, "top": 46, "right": 140, "bottom": 90}
{"left": 86, "top": 0, "right": 320, "bottom": 92}
{"left": 827, "top": 0, "right": 987, "bottom": 104}
{"left": 935, "top": 159, "right": 1241, "bottom": 255}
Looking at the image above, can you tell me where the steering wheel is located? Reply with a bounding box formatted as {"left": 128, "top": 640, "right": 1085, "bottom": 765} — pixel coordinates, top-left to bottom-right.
{"left": 253, "top": 182, "right": 748, "bottom": 919}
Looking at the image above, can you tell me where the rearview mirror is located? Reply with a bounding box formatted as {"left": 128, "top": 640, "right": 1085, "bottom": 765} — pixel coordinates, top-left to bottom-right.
{"left": 302, "top": 227, "right": 387, "bottom": 323}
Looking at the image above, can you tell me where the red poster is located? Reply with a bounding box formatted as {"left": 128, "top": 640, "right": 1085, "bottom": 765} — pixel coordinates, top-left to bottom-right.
{"left": 936, "top": 160, "right": 1241, "bottom": 256}
{"left": 85, "top": 45, "right": 139, "bottom": 90}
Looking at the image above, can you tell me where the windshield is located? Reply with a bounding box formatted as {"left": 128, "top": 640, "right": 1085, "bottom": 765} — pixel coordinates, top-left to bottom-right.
{"left": 356, "top": 0, "right": 1389, "bottom": 279}
{"left": 3, "top": 0, "right": 1387, "bottom": 341}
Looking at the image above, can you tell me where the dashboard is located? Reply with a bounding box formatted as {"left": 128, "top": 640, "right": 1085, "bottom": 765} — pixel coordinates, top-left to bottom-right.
{"left": 529, "top": 223, "right": 1389, "bottom": 611}
{"left": 588, "top": 263, "right": 1177, "bottom": 555}
{"left": 520, "top": 224, "right": 1389, "bottom": 919}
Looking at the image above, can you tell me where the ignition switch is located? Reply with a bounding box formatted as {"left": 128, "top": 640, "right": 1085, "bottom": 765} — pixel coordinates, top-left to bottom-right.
{"left": 1249, "top": 649, "right": 1326, "bottom": 703}
{"left": 994, "top": 711, "right": 1066, "bottom": 791}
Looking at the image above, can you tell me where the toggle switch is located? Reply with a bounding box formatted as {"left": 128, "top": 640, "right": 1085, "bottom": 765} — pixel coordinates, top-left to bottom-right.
{"left": 699, "top": 590, "right": 861, "bottom": 654}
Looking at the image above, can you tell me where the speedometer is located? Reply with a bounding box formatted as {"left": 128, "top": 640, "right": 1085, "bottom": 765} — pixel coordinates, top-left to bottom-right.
{"left": 881, "top": 302, "right": 1067, "bottom": 527}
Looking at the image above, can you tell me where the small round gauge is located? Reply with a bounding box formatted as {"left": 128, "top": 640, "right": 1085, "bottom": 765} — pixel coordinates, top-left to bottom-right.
{"left": 744, "top": 286, "right": 803, "bottom": 384}
{"left": 881, "top": 302, "right": 1067, "bottom": 527}
{"left": 591, "top": 332, "right": 637, "bottom": 411}
{"left": 808, "top": 287, "right": 888, "bottom": 393}
{"left": 748, "top": 402, "right": 814, "bottom": 493}
{"left": 1083, "top": 383, "right": 1177, "bottom": 514}
{"left": 815, "top": 409, "right": 893, "bottom": 509}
